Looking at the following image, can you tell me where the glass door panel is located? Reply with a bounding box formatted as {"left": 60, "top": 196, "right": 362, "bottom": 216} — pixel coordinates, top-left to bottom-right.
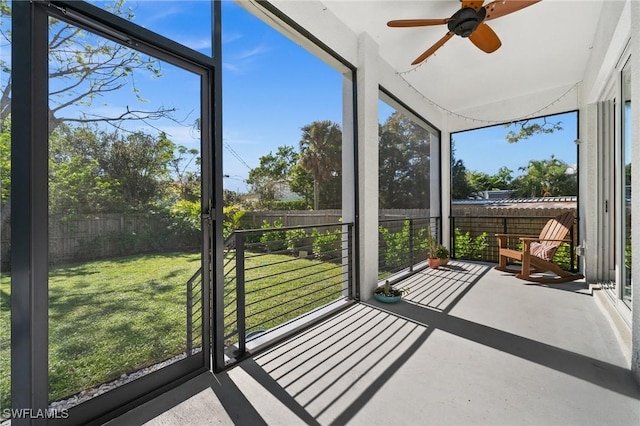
{"left": 47, "top": 16, "right": 206, "bottom": 410}
{"left": 622, "top": 59, "right": 632, "bottom": 307}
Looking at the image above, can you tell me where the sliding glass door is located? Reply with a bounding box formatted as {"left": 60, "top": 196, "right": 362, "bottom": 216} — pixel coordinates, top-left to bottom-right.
{"left": 32, "top": 4, "right": 213, "bottom": 424}
{"left": 621, "top": 58, "right": 632, "bottom": 308}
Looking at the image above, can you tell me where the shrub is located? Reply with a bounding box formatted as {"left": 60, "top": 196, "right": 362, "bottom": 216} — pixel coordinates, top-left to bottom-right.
{"left": 259, "top": 219, "right": 286, "bottom": 252}
{"left": 270, "top": 200, "right": 309, "bottom": 210}
{"left": 222, "top": 204, "right": 246, "bottom": 240}
{"left": 312, "top": 227, "right": 342, "bottom": 260}
{"left": 454, "top": 228, "right": 488, "bottom": 260}
{"left": 285, "top": 228, "right": 308, "bottom": 253}
{"left": 379, "top": 221, "right": 410, "bottom": 269}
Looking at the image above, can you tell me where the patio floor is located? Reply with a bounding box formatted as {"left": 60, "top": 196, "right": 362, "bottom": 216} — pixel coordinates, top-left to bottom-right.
{"left": 108, "top": 261, "right": 640, "bottom": 426}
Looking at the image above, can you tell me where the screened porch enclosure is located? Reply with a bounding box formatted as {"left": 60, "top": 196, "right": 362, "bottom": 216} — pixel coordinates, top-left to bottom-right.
{"left": 4, "top": 0, "right": 640, "bottom": 425}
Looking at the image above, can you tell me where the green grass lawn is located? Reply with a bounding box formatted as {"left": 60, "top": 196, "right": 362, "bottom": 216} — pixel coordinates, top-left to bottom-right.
{"left": 0, "top": 250, "right": 344, "bottom": 412}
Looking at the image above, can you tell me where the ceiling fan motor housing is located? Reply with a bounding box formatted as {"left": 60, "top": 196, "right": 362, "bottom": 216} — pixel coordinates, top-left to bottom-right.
{"left": 448, "top": 7, "right": 486, "bottom": 37}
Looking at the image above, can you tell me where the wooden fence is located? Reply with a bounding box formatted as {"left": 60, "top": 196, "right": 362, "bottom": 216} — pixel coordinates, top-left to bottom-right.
{"left": 1, "top": 212, "right": 196, "bottom": 269}
{"left": 2, "top": 203, "right": 577, "bottom": 270}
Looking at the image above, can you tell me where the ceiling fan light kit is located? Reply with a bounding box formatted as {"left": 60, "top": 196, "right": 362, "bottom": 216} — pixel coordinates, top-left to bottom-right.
{"left": 448, "top": 7, "right": 485, "bottom": 37}
{"left": 387, "top": 0, "right": 541, "bottom": 64}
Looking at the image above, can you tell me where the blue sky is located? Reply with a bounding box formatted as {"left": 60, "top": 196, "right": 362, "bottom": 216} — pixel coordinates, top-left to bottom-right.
{"left": 452, "top": 111, "right": 578, "bottom": 177}
{"left": 36, "top": 1, "right": 578, "bottom": 191}
{"left": 220, "top": 1, "right": 344, "bottom": 192}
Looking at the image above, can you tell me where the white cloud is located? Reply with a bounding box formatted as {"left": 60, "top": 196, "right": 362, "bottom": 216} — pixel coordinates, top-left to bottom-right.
{"left": 224, "top": 44, "right": 270, "bottom": 74}
{"left": 222, "top": 32, "right": 243, "bottom": 45}
{"left": 172, "top": 36, "right": 212, "bottom": 51}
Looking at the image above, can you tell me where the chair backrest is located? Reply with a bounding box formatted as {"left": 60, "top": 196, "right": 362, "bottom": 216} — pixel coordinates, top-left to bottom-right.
{"left": 530, "top": 211, "right": 574, "bottom": 260}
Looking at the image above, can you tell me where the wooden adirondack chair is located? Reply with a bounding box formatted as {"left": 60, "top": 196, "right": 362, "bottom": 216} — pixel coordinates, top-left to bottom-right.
{"left": 495, "top": 211, "right": 584, "bottom": 284}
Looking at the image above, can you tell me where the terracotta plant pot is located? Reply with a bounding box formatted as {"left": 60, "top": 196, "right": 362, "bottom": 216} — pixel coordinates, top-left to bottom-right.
{"left": 428, "top": 257, "right": 441, "bottom": 269}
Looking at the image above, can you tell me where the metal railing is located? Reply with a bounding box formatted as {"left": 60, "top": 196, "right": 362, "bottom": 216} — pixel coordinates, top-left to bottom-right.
{"left": 223, "top": 222, "right": 354, "bottom": 363}
{"left": 378, "top": 217, "right": 441, "bottom": 281}
{"left": 186, "top": 268, "right": 203, "bottom": 356}
{"left": 450, "top": 215, "right": 578, "bottom": 272}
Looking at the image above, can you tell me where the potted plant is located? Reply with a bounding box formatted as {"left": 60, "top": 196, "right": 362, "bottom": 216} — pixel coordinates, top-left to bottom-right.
{"left": 426, "top": 226, "right": 440, "bottom": 269}
{"left": 436, "top": 244, "right": 450, "bottom": 266}
{"left": 374, "top": 280, "right": 407, "bottom": 303}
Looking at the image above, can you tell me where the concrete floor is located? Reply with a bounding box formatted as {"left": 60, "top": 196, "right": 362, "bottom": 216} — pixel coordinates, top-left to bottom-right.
{"left": 108, "top": 261, "right": 640, "bottom": 426}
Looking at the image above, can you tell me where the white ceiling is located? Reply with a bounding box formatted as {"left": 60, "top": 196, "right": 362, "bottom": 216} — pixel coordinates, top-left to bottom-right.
{"left": 322, "top": 0, "right": 605, "bottom": 115}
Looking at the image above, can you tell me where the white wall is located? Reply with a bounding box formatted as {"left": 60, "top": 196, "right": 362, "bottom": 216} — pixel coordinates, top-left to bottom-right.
{"left": 629, "top": 0, "right": 640, "bottom": 383}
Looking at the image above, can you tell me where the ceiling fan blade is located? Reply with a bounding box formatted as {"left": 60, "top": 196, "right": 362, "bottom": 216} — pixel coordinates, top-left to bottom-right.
{"left": 411, "top": 32, "right": 454, "bottom": 65}
{"left": 483, "top": 0, "right": 541, "bottom": 21}
{"left": 468, "top": 22, "right": 501, "bottom": 53}
{"left": 387, "top": 19, "right": 450, "bottom": 28}
{"left": 461, "top": 1, "right": 486, "bottom": 12}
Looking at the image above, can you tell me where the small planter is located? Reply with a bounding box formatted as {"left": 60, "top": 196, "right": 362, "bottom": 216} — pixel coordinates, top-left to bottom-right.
{"left": 428, "top": 257, "right": 441, "bottom": 269}
{"left": 374, "top": 280, "right": 407, "bottom": 303}
{"left": 374, "top": 292, "right": 402, "bottom": 304}
{"left": 440, "top": 257, "right": 449, "bottom": 266}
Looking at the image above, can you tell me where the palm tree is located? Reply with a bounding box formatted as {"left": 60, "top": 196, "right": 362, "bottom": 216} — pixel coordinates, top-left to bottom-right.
{"left": 298, "top": 120, "right": 342, "bottom": 209}
{"left": 514, "top": 155, "right": 577, "bottom": 197}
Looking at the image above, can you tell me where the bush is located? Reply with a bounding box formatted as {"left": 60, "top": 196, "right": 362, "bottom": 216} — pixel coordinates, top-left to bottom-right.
{"left": 552, "top": 242, "right": 572, "bottom": 270}
{"left": 312, "top": 227, "right": 342, "bottom": 260}
{"left": 454, "top": 228, "right": 488, "bottom": 260}
{"left": 259, "top": 219, "right": 286, "bottom": 252}
{"left": 285, "top": 228, "right": 308, "bottom": 253}
{"left": 270, "top": 200, "right": 309, "bottom": 210}
{"left": 379, "top": 221, "right": 410, "bottom": 269}
{"left": 379, "top": 220, "right": 431, "bottom": 270}
{"left": 170, "top": 199, "right": 200, "bottom": 231}
{"left": 223, "top": 204, "right": 246, "bottom": 240}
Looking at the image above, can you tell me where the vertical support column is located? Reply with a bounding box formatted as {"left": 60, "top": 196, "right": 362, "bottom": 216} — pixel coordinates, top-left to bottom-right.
{"left": 11, "top": 2, "right": 49, "bottom": 423}
{"left": 629, "top": 0, "right": 640, "bottom": 385}
{"left": 439, "top": 122, "right": 450, "bottom": 247}
{"left": 342, "top": 73, "right": 356, "bottom": 299}
{"left": 580, "top": 103, "right": 598, "bottom": 280}
{"left": 356, "top": 33, "right": 379, "bottom": 300}
{"left": 212, "top": 0, "right": 226, "bottom": 373}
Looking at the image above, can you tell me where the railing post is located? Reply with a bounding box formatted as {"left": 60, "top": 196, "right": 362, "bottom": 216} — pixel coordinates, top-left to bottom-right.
{"left": 451, "top": 216, "right": 456, "bottom": 259}
{"left": 235, "top": 232, "right": 246, "bottom": 355}
{"left": 409, "top": 218, "right": 414, "bottom": 272}
{"left": 570, "top": 224, "right": 575, "bottom": 272}
{"left": 348, "top": 224, "right": 354, "bottom": 299}
{"left": 186, "top": 274, "right": 193, "bottom": 356}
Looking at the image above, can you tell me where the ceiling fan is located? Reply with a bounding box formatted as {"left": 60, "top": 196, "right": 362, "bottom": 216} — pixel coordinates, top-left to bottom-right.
{"left": 387, "top": 0, "right": 541, "bottom": 65}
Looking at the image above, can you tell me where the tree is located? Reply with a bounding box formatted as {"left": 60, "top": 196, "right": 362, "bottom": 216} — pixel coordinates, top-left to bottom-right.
{"left": 49, "top": 125, "right": 176, "bottom": 215}
{"left": 467, "top": 167, "right": 514, "bottom": 194}
{"left": 493, "top": 166, "right": 514, "bottom": 189}
{"left": 466, "top": 171, "right": 494, "bottom": 194}
{"left": 450, "top": 141, "right": 473, "bottom": 200}
{"left": 288, "top": 163, "right": 314, "bottom": 208}
{"left": 512, "top": 156, "right": 577, "bottom": 197}
{"left": 379, "top": 112, "right": 431, "bottom": 209}
{"left": 247, "top": 145, "right": 301, "bottom": 207}
{"left": 298, "top": 120, "right": 342, "bottom": 209}
{"left": 0, "top": 0, "right": 175, "bottom": 132}
{"left": 168, "top": 145, "right": 200, "bottom": 203}
{"left": 505, "top": 117, "right": 563, "bottom": 143}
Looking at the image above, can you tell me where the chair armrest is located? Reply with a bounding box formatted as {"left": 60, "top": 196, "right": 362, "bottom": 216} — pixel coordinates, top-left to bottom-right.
{"left": 495, "top": 234, "right": 539, "bottom": 238}
{"left": 519, "top": 237, "right": 571, "bottom": 243}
